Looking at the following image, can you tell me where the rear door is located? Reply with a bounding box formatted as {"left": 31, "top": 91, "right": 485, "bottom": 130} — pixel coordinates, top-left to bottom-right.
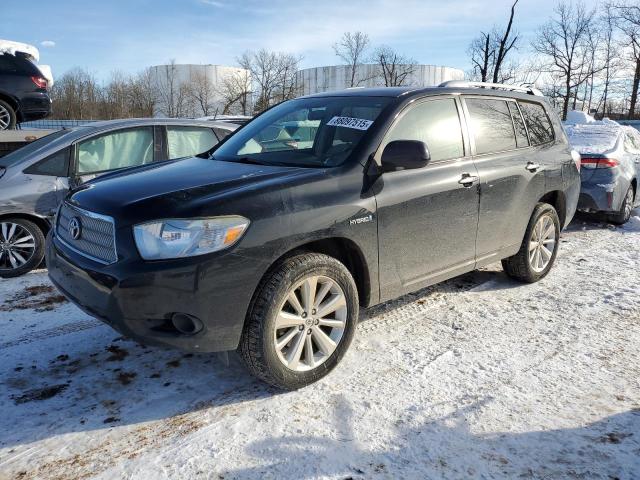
{"left": 375, "top": 96, "right": 480, "bottom": 300}
{"left": 463, "top": 96, "right": 545, "bottom": 263}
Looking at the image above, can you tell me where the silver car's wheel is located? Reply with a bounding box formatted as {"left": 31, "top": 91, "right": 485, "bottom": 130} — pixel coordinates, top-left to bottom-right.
{"left": 0, "top": 222, "right": 37, "bottom": 269}
{"left": 528, "top": 214, "right": 556, "bottom": 273}
{"left": 274, "top": 275, "right": 347, "bottom": 372}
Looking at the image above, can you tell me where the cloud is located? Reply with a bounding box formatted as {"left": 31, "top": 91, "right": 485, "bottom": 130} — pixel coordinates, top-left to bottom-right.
{"left": 40, "top": 40, "right": 56, "bottom": 48}
{"left": 199, "top": 0, "right": 224, "bottom": 6}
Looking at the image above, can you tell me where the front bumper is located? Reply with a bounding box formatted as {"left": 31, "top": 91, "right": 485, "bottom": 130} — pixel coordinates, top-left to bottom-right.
{"left": 46, "top": 232, "right": 265, "bottom": 352}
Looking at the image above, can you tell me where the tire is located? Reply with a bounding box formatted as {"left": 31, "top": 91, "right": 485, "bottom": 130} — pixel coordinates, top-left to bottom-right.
{"left": 238, "top": 252, "right": 359, "bottom": 390}
{"left": 502, "top": 203, "right": 561, "bottom": 283}
{"left": 0, "top": 99, "right": 17, "bottom": 130}
{"left": 0, "top": 218, "right": 46, "bottom": 278}
{"left": 608, "top": 186, "right": 634, "bottom": 226}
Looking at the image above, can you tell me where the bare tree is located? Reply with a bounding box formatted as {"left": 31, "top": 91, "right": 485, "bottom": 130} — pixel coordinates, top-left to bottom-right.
{"left": 239, "top": 50, "right": 301, "bottom": 112}
{"left": 333, "top": 31, "right": 370, "bottom": 87}
{"left": 493, "top": 0, "right": 520, "bottom": 83}
{"left": 612, "top": 1, "right": 640, "bottom": 118}
{"left": 532, "top": 1, "right": 597, "bottom": 120}
{"left": 468, "top": 32, "right": 494, "bottom": 82}
{"left": 467, "top": 1, "right": 520, "bottom": 83}
{"left": 373, "top": 46, "right": 417, "bottom": 87}
{"left": 154, "top": 59, "right": 190, "bottom": 117}
{"left": 187, "top": 70, "right": 218, "bottom": 116}
{"left": 127, "top": 68, "right": 156, "bottom": 117}
{"left": 218, "top": 70, "right": 252, "bottom": 115}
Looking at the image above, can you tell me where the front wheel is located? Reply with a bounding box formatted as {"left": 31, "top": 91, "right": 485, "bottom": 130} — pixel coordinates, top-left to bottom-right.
{"left": 238, "top": 253, "right": 359, "bottom": 390}
{"left": 502, "top": 203, "right": 560, "bottom": 283}
{"left": 0, "top": 219, "right": 46, "bottom": 278}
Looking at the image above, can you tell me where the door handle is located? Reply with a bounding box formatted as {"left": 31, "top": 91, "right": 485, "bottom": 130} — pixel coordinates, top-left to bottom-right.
{"left": 526, "top": 162, "right": 540, "bottom": 172}
{"left": 458, "top": 173, "right": 479, "bottom": 187}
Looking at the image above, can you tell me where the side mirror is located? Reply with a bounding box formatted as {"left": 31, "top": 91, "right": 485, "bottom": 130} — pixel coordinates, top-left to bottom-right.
{"left": 381, "top": 140, "right": 430, "bottom": 172}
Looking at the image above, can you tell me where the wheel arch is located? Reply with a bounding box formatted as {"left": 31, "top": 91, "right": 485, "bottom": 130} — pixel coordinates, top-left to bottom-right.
{"left": 262, "top": 237, "right": 372, "bottom": 308}
{"left": 0, "top": 92, "right": 20, "bottom": 118}
{"left": 538, "top": 190, "right": 567, "bottom": 228}
{"left": 0, "top": 212, "right": 51, "bottom": 236}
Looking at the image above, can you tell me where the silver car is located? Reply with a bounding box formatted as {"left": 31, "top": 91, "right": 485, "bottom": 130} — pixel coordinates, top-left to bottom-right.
{"left": 0, "top": 118, "right": 237, "bottom": 277}
{"left": 566, "top": 122, "right": 640, "bottom": 224}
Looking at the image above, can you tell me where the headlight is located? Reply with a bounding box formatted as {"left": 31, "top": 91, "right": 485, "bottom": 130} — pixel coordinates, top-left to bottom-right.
{"left": 133, "top": 216, "right": 250, "bottom": 260}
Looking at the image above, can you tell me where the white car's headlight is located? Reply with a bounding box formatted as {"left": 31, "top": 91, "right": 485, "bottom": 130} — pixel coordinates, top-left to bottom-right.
{"left": 133, "top": 216, "right": 250, "bottom": 260}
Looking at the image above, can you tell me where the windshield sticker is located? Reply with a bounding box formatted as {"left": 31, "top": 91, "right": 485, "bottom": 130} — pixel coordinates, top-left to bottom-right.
{"left": 326, "top": 116, "right": 374, "bottom": 130}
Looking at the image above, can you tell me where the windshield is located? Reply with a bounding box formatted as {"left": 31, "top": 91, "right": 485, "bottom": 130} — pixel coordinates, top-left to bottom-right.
{"left": 0, "top": 130, "right": 69, "bottom": 168}
{"left": 212, "top": 96, "right": 392, "bottom": 167}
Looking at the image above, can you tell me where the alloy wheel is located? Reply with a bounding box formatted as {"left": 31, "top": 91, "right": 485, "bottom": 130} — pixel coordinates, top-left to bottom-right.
{"left": 274, "top": 275, "right": 348, "bottom": 372}
{"left": 0, "top": 104, "right": 11, "bottom": 130}
{"left": 0, "top": 222, "right": 36, "bottom": 270}
{"left": 528, "top": 214, "right": 556, "bottom": 273}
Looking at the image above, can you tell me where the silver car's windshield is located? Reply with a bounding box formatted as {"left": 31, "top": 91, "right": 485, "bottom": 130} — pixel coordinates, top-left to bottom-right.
{"left": 212, "top": 96, "right": 391, "bottom": 168}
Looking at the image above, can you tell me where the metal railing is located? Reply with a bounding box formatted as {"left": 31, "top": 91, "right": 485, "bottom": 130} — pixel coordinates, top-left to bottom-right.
{"left": 19, "top": 119, "right": 99, "bottom": 130}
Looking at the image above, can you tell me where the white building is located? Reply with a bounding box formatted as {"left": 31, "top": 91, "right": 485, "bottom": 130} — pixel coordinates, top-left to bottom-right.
{"left": 148, "top": 64, "right": 251, "bottom": 117}
{"left": 296, "top": 64, "right": 464, "bottom": 96}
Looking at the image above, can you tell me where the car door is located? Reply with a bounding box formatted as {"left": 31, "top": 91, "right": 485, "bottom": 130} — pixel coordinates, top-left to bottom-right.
{"left": 463, "top": 97, "right": 545, "bottom": 265}
{"left": 375, "top": 96, "right": 480, "bottom": 301}
{"left": 21, "top": 147, "right": 72, "bottom": 217}
{"left": 72, "top": 126, "right": 155, "bottom": 185}
{"left": 165, "top": 126, "right": 219, "bottom": 160}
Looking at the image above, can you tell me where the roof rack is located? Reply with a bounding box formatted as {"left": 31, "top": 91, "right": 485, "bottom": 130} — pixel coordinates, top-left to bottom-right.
{"left": 438, "top": 80, "right": 543, "bottom": 97}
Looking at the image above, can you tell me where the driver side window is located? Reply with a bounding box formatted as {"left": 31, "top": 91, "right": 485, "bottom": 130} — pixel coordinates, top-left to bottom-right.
{"left": 384, "top": 99, "right": 464, "bottom": 162}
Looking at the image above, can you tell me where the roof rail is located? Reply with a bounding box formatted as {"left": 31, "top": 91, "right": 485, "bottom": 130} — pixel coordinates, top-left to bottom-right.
{"left": 438, "top": 80, "right": 543, "bottom": 97}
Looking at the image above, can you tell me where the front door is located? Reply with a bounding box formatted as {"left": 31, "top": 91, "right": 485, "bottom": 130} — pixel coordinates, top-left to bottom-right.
{"left": 375, "top": 97, "right": 480, "bottom": 301}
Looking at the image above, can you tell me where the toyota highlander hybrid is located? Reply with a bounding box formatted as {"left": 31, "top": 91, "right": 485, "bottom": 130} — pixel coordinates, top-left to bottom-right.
{"left": 46, "top": 82, "right": 581, "bottom": 390}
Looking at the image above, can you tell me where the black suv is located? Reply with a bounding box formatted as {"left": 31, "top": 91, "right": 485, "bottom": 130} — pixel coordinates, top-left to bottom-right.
{"left": 0, "top": 52, "right": 51, "bottom": 129}
{"left": 46, "top": 83, "right": 581, "bottom": 390}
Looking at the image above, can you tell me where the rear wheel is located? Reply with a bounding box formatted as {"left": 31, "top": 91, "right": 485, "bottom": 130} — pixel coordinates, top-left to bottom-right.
{"left": 239, "top": 253, "right": 358, "bottom": 390}
{"left": 608, "top": 186, "right": 634, "bottom": 225}
{"left": 0, "top": 219, "right": 45, "bottom": 278}
{"left": 0, "top": 99, "right": 17, "bottom": 130}
{"left": 502, "top": 203, "right": 560, "bottom": 283}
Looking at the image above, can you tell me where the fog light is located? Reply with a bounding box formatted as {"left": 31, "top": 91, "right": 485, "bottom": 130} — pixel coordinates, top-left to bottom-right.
{"left": 171, "top": 313, "right": 203, "bottom": 335}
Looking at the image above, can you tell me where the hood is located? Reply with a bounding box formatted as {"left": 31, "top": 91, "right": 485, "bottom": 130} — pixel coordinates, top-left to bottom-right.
{"left": 68, "top": 157, "right": 318, "bottom": 223}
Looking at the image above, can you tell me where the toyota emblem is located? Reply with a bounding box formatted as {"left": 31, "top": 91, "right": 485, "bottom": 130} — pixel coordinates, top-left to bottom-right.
{"left": 68, "top": 217, "right": 82, "bottom": 240}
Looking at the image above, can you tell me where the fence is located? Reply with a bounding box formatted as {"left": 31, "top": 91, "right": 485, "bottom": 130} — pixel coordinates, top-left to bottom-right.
{"left": 19, "top": 119, "right": 100, "bottom": 130}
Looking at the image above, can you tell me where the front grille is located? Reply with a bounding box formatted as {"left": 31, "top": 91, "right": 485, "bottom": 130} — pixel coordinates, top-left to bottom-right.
{"left": 56, "top": 203, "right": 117, "bottom": 264}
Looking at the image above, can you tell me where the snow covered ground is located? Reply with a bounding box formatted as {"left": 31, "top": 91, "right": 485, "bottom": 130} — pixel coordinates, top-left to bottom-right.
{"left": 1, "top": 213, "right": 639, "bottom": 480}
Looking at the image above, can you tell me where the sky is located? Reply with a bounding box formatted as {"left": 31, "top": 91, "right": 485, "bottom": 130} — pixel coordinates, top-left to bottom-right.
{"left": 1, "top": 0, "right": 602, "bottom": 82}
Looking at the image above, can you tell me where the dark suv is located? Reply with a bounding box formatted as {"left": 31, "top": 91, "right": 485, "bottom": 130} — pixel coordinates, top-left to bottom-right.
{"left": 0, "top": 52, "right": 51, "bottom": 129}
{"left": 46, "top": 83, "right": 580, "bottom": 389}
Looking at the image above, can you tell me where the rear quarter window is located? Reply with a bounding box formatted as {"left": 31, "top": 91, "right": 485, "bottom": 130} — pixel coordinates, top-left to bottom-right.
{"left": 24, "top": 148, "right": 70, "bottom": 176}
{"left": 518, "top": 101, "right": 555, "bottom": 146}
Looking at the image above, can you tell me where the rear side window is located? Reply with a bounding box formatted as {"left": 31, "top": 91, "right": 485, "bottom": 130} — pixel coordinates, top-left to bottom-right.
{"left": 0, "top": 53, "right": 37, "bottom": 74}
{"left": 466, "top": 98, "right": 517, "bottom": 155}
{"left": 24, "top": 148, "right": 70, "bottom": 176}
{"left": 385, "top": 98, "right": 464, "bottom": 162}
{"left": 518, "top": 101, "right": 554, "bottom": 146}
{"left": 166, "top": 126, "right": 218, "bottom": 159}
{"left": 624, "top": 131, "right": 640, "bottom": 154}
{"left": 508, "top": 102, "right": 529, "bottom": 148}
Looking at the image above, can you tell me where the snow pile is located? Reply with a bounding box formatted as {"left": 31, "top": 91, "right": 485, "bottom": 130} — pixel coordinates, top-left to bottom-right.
{"left": 0, "top": 39, "right": 39, "bottom": 62}
{"left": 565, "top": 110, "right": 597, "bottom": 124}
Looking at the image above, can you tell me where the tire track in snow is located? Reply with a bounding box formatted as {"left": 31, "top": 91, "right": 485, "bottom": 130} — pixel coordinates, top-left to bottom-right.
{"left": 0, "top": 319, "right": 101, "bottom": 350}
